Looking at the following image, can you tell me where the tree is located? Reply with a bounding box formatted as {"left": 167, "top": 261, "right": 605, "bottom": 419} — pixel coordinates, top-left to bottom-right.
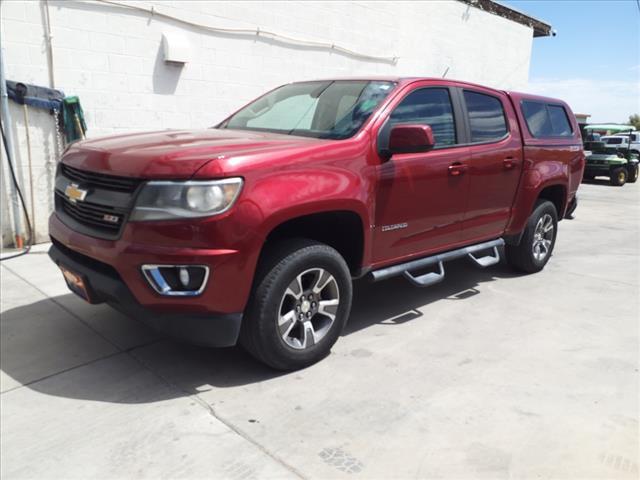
{"left": 629, "top": 114, "right": 640, "bottom": 131}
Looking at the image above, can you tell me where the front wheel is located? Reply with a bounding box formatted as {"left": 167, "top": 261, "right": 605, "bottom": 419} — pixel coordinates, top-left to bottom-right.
{"left": 505, "top": 200, "right": 558, "bottom": 273}
{"left": 240, "top": 239, "right": 352, "bottom": 370}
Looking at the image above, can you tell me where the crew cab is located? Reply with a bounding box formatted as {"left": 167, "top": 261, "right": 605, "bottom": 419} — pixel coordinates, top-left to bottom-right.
{"left": 48, "top": 78, "right": 584, "bottom": 370}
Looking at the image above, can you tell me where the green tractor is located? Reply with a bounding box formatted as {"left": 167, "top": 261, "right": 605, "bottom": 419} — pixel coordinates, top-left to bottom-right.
{"left": 582, "top": 124, "right": 639, "bottom": 186}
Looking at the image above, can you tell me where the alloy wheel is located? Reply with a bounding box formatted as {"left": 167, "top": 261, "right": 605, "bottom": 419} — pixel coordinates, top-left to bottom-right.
{"left": 532, "top": 213, "right": 554, "bottom": 262}
{"left": 277, "top": 268, "right": 340, "bottom": 349}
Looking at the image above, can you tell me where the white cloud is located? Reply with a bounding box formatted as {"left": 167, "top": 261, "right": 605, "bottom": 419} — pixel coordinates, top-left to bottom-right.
{"left": 527, "top": 78, "right": 640, "bottom": 123}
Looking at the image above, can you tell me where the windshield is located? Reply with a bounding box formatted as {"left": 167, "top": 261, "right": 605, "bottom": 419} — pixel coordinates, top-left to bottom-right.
{"left": 604, "top": 137, "right": 624, "bottom": 145}
{"left": 220, "top": 80, "right": 395, "bottom": 139}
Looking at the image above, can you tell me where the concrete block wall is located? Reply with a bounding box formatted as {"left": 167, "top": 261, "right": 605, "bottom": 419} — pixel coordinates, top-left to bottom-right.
{"left": 0, "top": 0, "right": 534, "bottom": 246}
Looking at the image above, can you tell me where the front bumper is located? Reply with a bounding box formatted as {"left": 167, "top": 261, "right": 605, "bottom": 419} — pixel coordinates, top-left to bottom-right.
{"left": 48, "top": 241, "right": 242, "bottom": 347}
{"left": 584, "top": 165, "right": 612, "bottom": 174}
{"left": 49, "top": 212, "right": 258, "bottom": 314}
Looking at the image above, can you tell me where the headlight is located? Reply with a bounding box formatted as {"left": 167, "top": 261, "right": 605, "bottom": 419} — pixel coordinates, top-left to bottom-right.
{"left": 130, "top": 178, "right": 243, "bottom": 221}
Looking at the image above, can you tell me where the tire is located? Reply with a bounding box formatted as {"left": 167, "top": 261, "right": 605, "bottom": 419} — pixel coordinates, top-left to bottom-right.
{"left": 626, "top": 165, "right": 638, "bottom": 183}
{"left": 240, "top": 239, "right": 352, "bottom": 370}
{"left": 610, "top": 167, "right": 627, "bottom": 186}
{"left": 582, "top": 172, "right": 595, "bottom": 181}
{"left": 505, "top": 200, "right": 558, "bottom": 274}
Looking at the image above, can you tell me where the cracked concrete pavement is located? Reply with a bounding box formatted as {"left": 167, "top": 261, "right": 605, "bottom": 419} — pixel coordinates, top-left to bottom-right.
{"left": 1, "top": 182, "right": 638, "bottom": 479}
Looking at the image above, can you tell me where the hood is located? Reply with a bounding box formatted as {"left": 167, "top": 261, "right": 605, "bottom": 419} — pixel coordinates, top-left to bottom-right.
{"left": 61, "top": 129, "right": 326, "bottom": 179}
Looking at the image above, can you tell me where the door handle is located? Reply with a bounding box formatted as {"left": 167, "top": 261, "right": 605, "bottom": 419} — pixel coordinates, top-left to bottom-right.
{"left": 448, "top": 163, "right": 467, "bottom": 176}
{"left": 503, "top": 157, "right": 516, "bottom": 169}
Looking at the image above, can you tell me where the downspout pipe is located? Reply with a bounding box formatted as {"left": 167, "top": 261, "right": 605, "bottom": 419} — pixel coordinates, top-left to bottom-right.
{"left": 43, "top": 0, "right": 56, "bottom": 89}
{"left": 0, "top": 47, "right": 25, "bottom": 246}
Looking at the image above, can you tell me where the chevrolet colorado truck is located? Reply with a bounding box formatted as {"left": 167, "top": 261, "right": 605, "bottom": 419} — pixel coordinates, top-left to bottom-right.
{"left": 49, "top": 78, "right": 584, "bottom": 370}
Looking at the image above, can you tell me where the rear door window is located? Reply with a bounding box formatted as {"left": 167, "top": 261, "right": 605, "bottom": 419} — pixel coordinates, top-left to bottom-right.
{"left": 521, "top": 101, "right": 573, "bottom": 138}
{"left": 463, "top": 90, "right": 508, "bottom": 143}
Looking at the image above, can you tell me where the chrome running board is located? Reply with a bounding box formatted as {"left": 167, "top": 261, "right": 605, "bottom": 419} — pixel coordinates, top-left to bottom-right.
{"left": 370, "top": 238, "right": 505, "bottom": 288}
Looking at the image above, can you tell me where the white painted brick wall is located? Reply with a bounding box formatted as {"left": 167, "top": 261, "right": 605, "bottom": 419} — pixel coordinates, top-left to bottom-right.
{"left": 0, "top": 0, "right": 534, "bottom": 246}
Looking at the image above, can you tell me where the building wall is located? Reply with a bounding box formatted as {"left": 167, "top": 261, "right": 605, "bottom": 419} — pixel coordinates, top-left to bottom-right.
{"left": 0, "top": 0, "right": 534, "bottom": 246}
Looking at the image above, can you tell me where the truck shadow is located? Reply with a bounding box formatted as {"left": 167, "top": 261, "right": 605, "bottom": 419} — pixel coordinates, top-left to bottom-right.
{"left": 581, "top": 178, "right": 618, "bottom": 187}
{"left": 1, "top": 256, "right": 521, "bottom": 402}
{"left": 346, "top": 257, "right": 518, "bottom": 335}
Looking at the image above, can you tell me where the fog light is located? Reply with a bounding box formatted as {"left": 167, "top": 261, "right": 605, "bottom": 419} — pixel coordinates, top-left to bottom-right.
{"left": 141, "top": 265, "right": 209, "bottom": 296}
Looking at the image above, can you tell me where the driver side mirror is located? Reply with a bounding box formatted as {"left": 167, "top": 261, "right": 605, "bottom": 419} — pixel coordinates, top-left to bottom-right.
{"left": 388, "top": 124, "right": 435, "bottom": 154}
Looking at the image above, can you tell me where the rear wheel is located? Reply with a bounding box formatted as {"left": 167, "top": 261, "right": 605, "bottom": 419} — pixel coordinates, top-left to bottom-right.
{"left": 506, "top": 200, "right": 558, "bottom": 273}
{"left": 610, "top": 167, "right": 627, "bottom": 186}
{"left": 626, "top": 165, "right": 638, "bottom": 183}
{"left": 240, "top": 239, "right": 352, "bottom": 370}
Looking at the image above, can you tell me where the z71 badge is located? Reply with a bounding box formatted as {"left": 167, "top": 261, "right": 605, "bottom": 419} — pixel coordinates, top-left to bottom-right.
{"left": 64, "top": 183, "right": 88, "bottom": 203}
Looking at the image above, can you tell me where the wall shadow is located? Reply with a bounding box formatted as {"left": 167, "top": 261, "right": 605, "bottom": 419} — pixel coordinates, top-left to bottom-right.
{"left": 152, "top": 44, "right": 183, "bottom": 95}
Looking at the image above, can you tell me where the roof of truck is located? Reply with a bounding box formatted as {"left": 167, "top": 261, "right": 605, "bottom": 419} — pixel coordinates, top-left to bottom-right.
{"left": 296, "top": 76, "right": 511, "bottom": 90}
{"left": 293, "top": 77, "right": 567, "bottom": 104}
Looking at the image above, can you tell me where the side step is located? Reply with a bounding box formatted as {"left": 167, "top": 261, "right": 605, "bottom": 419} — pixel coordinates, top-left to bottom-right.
{"left": 370, "top": 238, "right": 504, "bottom": 287}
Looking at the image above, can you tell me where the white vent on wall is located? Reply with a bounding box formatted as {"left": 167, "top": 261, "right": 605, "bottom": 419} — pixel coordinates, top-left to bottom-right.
{"left": 161, "top": 32, "right": 190, "bottom": 65}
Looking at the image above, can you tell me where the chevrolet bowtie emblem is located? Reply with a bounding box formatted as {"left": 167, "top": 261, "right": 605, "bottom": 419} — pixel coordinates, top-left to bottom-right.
{"left": 65, "top": 183, "right": 88, "bottom": 203}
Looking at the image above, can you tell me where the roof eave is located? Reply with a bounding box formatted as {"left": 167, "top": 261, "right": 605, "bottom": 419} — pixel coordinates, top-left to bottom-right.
{"left": 458, "top": 0, "right": 553, "bottom": 37}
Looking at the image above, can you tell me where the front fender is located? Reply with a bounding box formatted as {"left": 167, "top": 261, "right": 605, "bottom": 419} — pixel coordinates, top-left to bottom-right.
{"left": 242, "top": 166, "right": 372, "bottom": 260}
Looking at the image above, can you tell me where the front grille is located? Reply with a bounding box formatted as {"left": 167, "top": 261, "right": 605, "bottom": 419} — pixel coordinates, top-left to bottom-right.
{"left": 61, "top": 164, "right": 141, "bottom": 193}
{"left": 55, "top": 164, "right": 141, "bottom": 239}
{"left": 56, "top": 192, "right": 126, "bottom": 234}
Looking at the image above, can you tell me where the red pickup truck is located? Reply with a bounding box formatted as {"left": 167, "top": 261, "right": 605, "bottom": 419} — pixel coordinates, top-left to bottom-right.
{"left": 49, "top": 78, "right": 584, "bottom": 369}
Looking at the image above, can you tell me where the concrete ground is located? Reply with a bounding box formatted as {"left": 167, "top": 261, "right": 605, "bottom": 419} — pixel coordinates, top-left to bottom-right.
{"left": 1, "top": 182, "right": 638, "bottom": 479}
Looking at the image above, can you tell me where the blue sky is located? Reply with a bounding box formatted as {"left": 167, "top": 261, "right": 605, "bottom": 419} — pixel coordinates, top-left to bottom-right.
{"left": 503, "top": 0, "right": 640, "bottom": 122}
